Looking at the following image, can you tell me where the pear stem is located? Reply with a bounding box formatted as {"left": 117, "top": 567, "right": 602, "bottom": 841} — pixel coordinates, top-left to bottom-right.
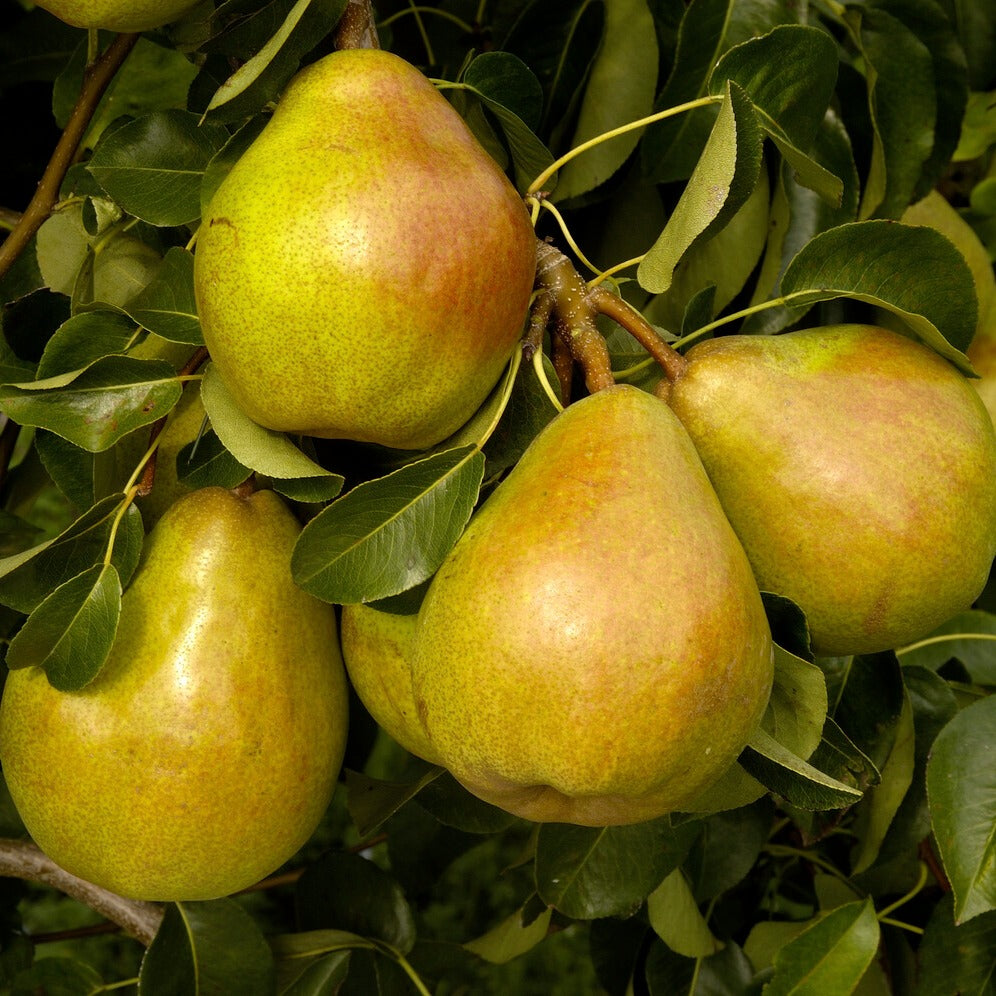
{"left": 0, "top": 31, "right": 139, "bottom": 282}
{"left": 0, "top": 838, "right": 163, "bottom": 945}
{"left": 335, "top": 0, "right": 380, "bottom": 49}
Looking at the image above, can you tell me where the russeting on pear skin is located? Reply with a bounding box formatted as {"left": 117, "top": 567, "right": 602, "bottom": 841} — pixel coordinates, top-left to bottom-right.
{"left": 194, "top": 48, "right": 537, "bottom": 451}
{"left": 666, "top": 324, "right": 996, "bottom": 657}
{"left": 34, "top": 0, "right": 199, "bottom": 31}
{"left": 411, "top": 385, "right": 774, "bottom": 827}
{"left": 0, "top": 487, "right": 349, "bottom": 901}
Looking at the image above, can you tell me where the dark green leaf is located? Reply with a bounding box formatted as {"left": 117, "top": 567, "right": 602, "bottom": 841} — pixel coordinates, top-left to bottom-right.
{"left": 35, "top": 310, "right": 137, "bottom": 380}
{"left": 830, "top": 652, "right": 905, "bottom": 773}
{"left": 0, "top": 512, "right": 42, "bottom": 558}
{"left": 779, "top": 220, "right": 978, "bottom": 362}
{"left": 0, "top": 495, "right": 143, "bottom": 614}
{"left": 176, "top": 430, "right": 251, "bottom": 491}
{"left": 898, "top": 610, "right": 996, "bottom": 685}
{"left": 5, "top": 563, "right": 121, "bottom": 691}
{"left": 268, "top": 475, "right": 344, "bottom": 503}
{"left": 927, "top": 694, "right": 996, "bottom": 922}
{"left": 0, "top": 355, "right": 181, "bottom": 452}
{"left": 464, "top": 52, "right": 544, "bottom": 131}
{"left": 917, "top": 893, "right": 996, "bottom": 995}
{"left": 414, "top": 771, "right": 519, "bottom": 834}
{"left": 140, "top": 899, "right": 276, "bottom": 996}
{"left": 345, "top": 767, "right": 442, "bottom": 839}
{"left": 291, "top": 446, "right": 485, "bottom": 605}
{"left": 11, "top": 957, "right": 104, "bottom": 996}
{"left": 122, "top": 247, "right": 203, "bottom": 345}
{"left": 277, "top": 949, "right": 350, "bottom": 996}
{"left": 87, "top": 110, "right": 230, "bottom": 226}
{"left": 535, "top": 817, "right": 700, "bottom": 919}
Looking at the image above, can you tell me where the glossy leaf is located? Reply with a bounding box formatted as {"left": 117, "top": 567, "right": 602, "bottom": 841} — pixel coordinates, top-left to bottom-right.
{"left": 535, "top": 818, "right": 700, "bottom": 919}
{"left": 122, "top": 247, "right": 203, "bottom": 345}
{"left": 291, "top": 446, "right": 484, "bottom": 604}
{"left": 35, "top": 310, "right": 137, "bottom": 380}
{"left": 927, "top": 694, "right": 996, "bottom": 922}
{"left": 413, "top": 771, "right": 519, "bottom": 835}
{"left": 765, "top": 899, "right": 880, "bottom": 996}
{"left": 917, "top": 893, "right": 996, "bottom": 995}
{"left": 277, "top": 949, "right": 350, "bottom": 996}
{"left": 140, "top": 899, "right": 276, "bottom": 995}
{"left": 5, "top": 563, "right": 121, "bottom": 691}
{"left": 0, "top": 355, "right": 181, "bottom": 452}
{"left": 87, "top": 110, "right": 230, "bottom": 226}
{"left": 176, "top": 431, "right": 251, "bottom": 491}
{"left": 199, "top": 362, "right": 334, "bottom": 480}
{"left": 647, "top": 868, "right": 722, "bottom": 957}
{"left": 779, "top": 220, "right": 978, "bottom": 362}
{"left": 463, "top": 52, "right": 544, "bottom": 131}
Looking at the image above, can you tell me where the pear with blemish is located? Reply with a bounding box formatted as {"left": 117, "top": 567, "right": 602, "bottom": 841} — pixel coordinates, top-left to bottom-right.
{"left": 411, "top": 385, "right": 774, "bottom": 827}
{"left": 0, "top": 487, "right": 348, "bottom": 901}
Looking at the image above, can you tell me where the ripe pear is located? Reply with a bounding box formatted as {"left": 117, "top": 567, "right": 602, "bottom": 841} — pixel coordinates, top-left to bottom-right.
{"left": 411, "top": 385, "right": 774, "bottom": 827}
{"left": 666, "top": 324, "right": 996, "bottom": 657}
{"left": 340, "top": 603, "right": 440, "bottom": 764}
{"left": 0, "top": 487, "right": 348, "bottom": 901}
{"left": 33, "top": 0, "right": 199, "bottom": 31}
{"left": 194, "top": 48, "right": 537, "bottom": 451}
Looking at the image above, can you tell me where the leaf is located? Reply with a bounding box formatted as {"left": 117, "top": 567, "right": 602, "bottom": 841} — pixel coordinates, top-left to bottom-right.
{"left": 276, "top": 950, "right": 350, "bottom": 996}
{"left": 269, "top": 475, "right": 344, "bottom": 504}
{"left": 199, "top": 363, "right": 334, "bottom": 480}
{"left": 122, "top": 247, "right": 203, "bottom": 345}
{"left": 295, "top": 852, "right": 416, "bottom": 954}
{"left": 0, "top": 355, "right": 181, "bottom": 452}
{"left": 10, "top": 957, "right": 104, "bottom": 996}
{"left": 87, "top": 110, "right": 230, "bottom": 226}
{"left": 553, "top": 0, "right": 659, "bottom": 201}
{"left": 35, "top": 310, "right": 137, "bottom": 380}
{"left": 345, "top": 767, "right": 443, "bottom": 839}
{"left": 140, "top": 899, "right": 276, "bottom": 996}
{"left": 176, "top": 431, "right": 251, "bottom": 491}
{"left": 0, "top": 495, "right": 143, "bottom": 614}
{"left": 534, "top": 818, "right": 700, "bottom": 920}
{"left": 764, "top": 899, "right": 880, "bottom": 996}
{"left": 897, "top": 610, "right": 996, "bottom": 685}
{"left": 917, "top": 894, "right": 996, "bottom": 996}
{"left": 764, "top": 645, "right": 828, "bottom": 761}
{"left": 741, "top": 726, "right": 864, "bottom": 810}
{"left": 637, "top": 80, "right": 763, "bottom": 294}
{"left": 647, "top": 868, "right": 723, "bottom": 958}
{"left": 290, "top": 446, "right": 485, "bottom": 605}
{"left": 927, "top": 694, "right": 996, "bottom": 922}
{"left": 464, "top": 899, "right": 552, "bottom": 964}
{"left": 413, "top": 771, "right": 519, "bottom": 834}
{"left": 779, "top": 220, "right": 978, "bottom": 363}
{"left": 463, "top": 52, "right": 544, "bottom": 131}
{"left": 5, "top": 563, "right": 121, "bottom": 691}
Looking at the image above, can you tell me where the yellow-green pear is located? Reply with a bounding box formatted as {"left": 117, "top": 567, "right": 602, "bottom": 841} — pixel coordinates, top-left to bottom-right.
{"left": 33, "top": 0, "right": 199, "bottom": 32}
{"left": 194, "top": 48, "right": 537, "bottom": 450}
{"left": 0, "top": 486, "right": 348, "bottom": 901}
{"left": 666, "top": 324, "right": 996, "bottom": 657}
{"left": 411, "top": 385, "right": 774, "bottom": 827}
{"left": 340, "top": 603, "right": 440, "bottom": 764}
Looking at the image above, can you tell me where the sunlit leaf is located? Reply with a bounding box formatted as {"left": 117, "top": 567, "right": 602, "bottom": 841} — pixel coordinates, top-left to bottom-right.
{"left": 647, "top": 868, "right": 722, "bottom": 958}
{"left": 122, "top": 247, "right": 202, "bottom": 345}
{"left": 464, "top": 899, "right": 552, "bottom": 964}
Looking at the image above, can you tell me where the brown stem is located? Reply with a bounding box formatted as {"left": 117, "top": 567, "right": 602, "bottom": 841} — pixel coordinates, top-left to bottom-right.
{"left": 0, "top": 838, "right": 162, "bottom": 945}
{"left": 551, "top": 329, "right": 574, "bottom": 404}
{"left": 137, "top": 346, "right": 209, "bottom": 498}
{"left": 589, "top": 286, "right": 688, "bottom": 383}
{"left": 919, "top": 838, "right": 951, "bottom": 893}
{"left": 0, "top": 32, "right": 140, "bottom": 283}
{"left": 335, "top": 0, "right": 380, "bottom": 50}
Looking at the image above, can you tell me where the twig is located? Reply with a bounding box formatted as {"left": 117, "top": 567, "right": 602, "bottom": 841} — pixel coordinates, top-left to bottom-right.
{"left": 0, "top": 838, "right": 163, "bottom": 945}
{"left": 0, "top": 32, "right": 139, "bottom": 282}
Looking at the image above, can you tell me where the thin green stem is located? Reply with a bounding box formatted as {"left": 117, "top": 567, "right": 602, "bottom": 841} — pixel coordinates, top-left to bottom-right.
{"left": 879, "top": 917, "right": 924, "bottom": 935}
{"left": 377, "top": 5, "right": 474, "bottom": 33}
{"left": 533, "top": 345, "right": 565, "bottom": 413}
{"left": 406, "top": 0, "right": 435, "bottom": 65}
{"left": 102, "top": 979, "right": 140, "bottom": 992}
{"left": 877, "top": 863, "right": 929, "bottom": 921}
{"left": 763, "top": 844, "right": 850, "bottom": 884}
{"left": 528, "top": 196, "right": 600, "bottom": 275}
{"left": 527, "top": 94, "right": 723, "bottom": 195}
{"left": 897, "top": 633, "right": 996, "bottom": 656}
{"left": 673, "top": 294, "right": 800, "bottom": 350}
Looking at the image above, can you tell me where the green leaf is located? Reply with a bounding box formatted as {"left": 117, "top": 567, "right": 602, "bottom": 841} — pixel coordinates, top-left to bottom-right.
{"left": 779, "top": 220, "right": 978, "bottom": 362}
{"left": 344, "top": 767, "right": 443, "bottom": 839}
{"left": 897, "top": 610, "right": 996, "bottom": 685}
{"left": 553, "top": 0, "right": 659, "bottom": 201}
{"left": 87, "top": 110, "right": 230, "bottom": 226}
{"left": 269, "top": 475, "right": 344, "bottom": 504}
{"left": 276, "top": 949, "right": 350, "bottom": 996}
{"left": 414, "top": 771, "right": 519, "bottom": 834}
{"left": 765, "top": 899, "right": 880, "bottom": 996}
{"left": 295, "top": 852, "right": 416, "bottom": 954}
{"left": 741, "top": 726, "right": 864, "bottom": 810}
{"left": 35, "top": 310, "right": 137, "bottom": 380}
{"left": 290, "top": 445, "right": 485, "bottom": 605}
{"left": 0, "top": 355, "right": 181, "bottom": 452}
{"left": 5, "top": 563, "right": 121, "bottom": 691}
{"left": 917, "top": 894, "right": 996, "bottom": 996}
{"left": 535, "top": 818, "right": 700, "bottom": 919}
{"left": 927, "top": 694, "right": 996, "bottom": 922}
{"left": 122, "top": 247, "right": 203, "bottom": 345}
{"left": 174, "top": 431, "right": 250, "bottom": 491}
{"left": 199, "top": 363, "right": 334, "bottom": 479}
{"left": 463, "top": 899, "right": 552, "bottom": 964}
{"left": 647, "top": 868, "right": 723, "bottom": 958}
{"left": 637, "top": 80, "right": 763, "bottom": 294}
{"left": 140, "top": 899, "right": 276, "bottom": 995}
{"left": 463, "top": 52, "right": 544, "bottom": 131}
{"left": 10, "top": 956, "right": 104, "bottom": 996}
{"left": 764, "top": 645, "right": 828, "bottom": 761}
{"left": 0, "top": 495, "right": 143, "bottom": 614}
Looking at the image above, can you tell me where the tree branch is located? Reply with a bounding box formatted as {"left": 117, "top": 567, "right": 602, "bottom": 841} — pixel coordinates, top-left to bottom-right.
{"left": 0, "top": 838, "right": 163, "bottom": 945}
{"left": 0, "top": 31, "right": 139, "bottom": 282}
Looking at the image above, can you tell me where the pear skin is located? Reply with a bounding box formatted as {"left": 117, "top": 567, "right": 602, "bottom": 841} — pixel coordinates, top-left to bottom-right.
{"left": 411, "top": 385, "right": 774, "bottom": 827}
{"left": 340, "top": 603, "right": 440, "bottom": 764}
{"left": 667, "top": 324, "right": 996, "bottom": 656}
{"left": 34, "top": 0, "right": 199, "bottom": 31}
{"left": 195, "top": 49, "right": 537, "bottom": 450}
{"left": 0, "top": 487, "right": 348, "bottom": 901}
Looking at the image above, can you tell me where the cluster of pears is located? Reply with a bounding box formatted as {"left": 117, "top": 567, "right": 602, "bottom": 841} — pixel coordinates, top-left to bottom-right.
{"left": 0, "top": 487, "right": 350, "bottom": 901}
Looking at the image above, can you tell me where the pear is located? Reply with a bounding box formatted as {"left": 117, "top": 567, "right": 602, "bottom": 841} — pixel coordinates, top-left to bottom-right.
{"left": 194, "top": 48, "right": 537, "bottom": 451}
{"left": 340, "top": 603, "right": 440, "bottom": 764}
{"left": 0, "top": 487, "right": 348, "bottom": 901}
{"left": 411, "top": 385, "right": 774, "bottom": 827}
{"left": 666, "top": 324, "right": 996, "bottom": 657}
{"left": 33, "top": 0, "right": 199, "bottom": 31}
